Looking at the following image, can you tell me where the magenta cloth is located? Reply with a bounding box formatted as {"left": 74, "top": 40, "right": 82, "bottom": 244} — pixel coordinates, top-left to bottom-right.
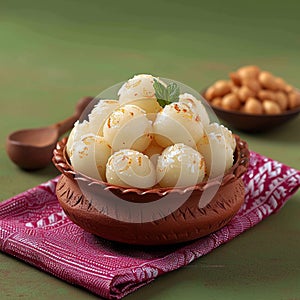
{"left": 1, "top": 151, "right": 300, "bottom": 299}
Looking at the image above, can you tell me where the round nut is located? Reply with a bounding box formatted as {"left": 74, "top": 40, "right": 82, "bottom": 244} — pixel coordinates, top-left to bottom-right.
{"left": 222, "top": 93, "right": 241, "bottom": 110}
{"left": 274, "top": 91, "right": 288, "bottom": 111}
{"left": 257, "top": 90, "right": 276, "bottom": 102}
{"left": 237, "top": 65, "right": 260, "bottom": 80}
{"left": 244, "top": 97, "right": 263, "bottom": 114}
{"left": 242, "top": 78, "right": 261, "bottom": 93}
{"left": 214, "top": 80, "right": 232, "bottom": 97}
{"left": 237, "top": 86, "right": 256, "bottom": 102}
{"left": 263, "top": 100, "right": 281, "bottom": 114}
{"left": 211, "top": 97, "right": 223, "bottom": 108}
{"left": 229, "top": 72, "right": 241, "bottom": 86}
{"left": 275, "top": 77, "right": 287, "bottom": 91}
{"left": 288, "top": 92, "right": 300, "bottom": 109}
{"left": 259, "top": 71, "right": 278, "bottom": 91}
{"left": 285, "top": 84, "right": 294, "bottom": 93}
{"left": 204, "top": 86, "right": 215, "bottom": 101}
{"left": 230, "top": 84, "right": 239, "bottom": 94}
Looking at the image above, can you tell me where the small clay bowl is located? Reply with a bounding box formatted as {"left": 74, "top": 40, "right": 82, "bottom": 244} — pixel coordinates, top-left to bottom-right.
{"left": 53, "top": 136, "right": 249, "bottom": 245}
{"left": 209, "top": 105, "right": 300, "bottom": 132}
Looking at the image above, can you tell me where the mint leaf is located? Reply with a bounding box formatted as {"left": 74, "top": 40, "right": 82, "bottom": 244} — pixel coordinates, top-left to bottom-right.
{"left": 157, "top": 98, "right": 171, "bottom": 107}
{"left": 153, "top": 79, "right": 180, "bottom": 108}
{"left": 153, "top": 79, "right": 168, "bottom": 100}
{"left": 167, "top": 82, "right": 180, "bottom": 102}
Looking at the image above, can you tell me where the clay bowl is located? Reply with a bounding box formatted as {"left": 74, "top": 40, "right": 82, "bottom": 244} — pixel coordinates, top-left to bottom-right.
{"left": 53, "top": 135, "right": 250, "bottom": 246}
{"left": 209, "top": 105, "right": 300, "bottom": 132}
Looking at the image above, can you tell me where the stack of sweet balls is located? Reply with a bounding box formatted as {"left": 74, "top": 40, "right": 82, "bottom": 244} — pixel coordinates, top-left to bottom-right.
{"left": 66, "top": 74, "right": 236, "bottom": 189}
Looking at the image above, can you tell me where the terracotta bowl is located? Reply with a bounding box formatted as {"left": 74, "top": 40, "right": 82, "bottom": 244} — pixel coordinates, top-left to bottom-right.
{"left": 209, "top": 105, "right": 300, "bottom": 132}
{"left": 52, "top": 135, "right": 249, "bottom": 245}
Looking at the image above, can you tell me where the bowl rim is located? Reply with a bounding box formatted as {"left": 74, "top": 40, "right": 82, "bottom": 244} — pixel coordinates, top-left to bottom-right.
{"left": 53, "top": 135, "right": 249, "bottom": 196}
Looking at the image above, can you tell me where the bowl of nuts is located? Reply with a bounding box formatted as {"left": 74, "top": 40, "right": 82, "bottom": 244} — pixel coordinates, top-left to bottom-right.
{"left": 203, "top": 65, "right": 300, "bottom": 132}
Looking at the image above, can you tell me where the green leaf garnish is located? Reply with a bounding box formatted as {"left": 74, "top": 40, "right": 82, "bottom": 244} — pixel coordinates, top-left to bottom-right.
{"left": 153, "top": 79, "right": 180, "bottom": 108}
{"left": 167, "top": 82, "right": 180, "bottom": 102}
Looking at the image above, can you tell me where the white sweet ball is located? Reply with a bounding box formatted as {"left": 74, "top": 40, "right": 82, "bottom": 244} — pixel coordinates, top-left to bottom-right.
{"left": 106, "top": 149, "right": 156, "bottom": 188}
{"left": 156, "top": 143, "right": 206, "bottom": 188}
{"left": 153, "top": 102, "right": 204, "bottom": 148}
{"left": 118, "top": 74, "right": 166, "bottom": 104}
{"left": 103, "top": 104, "right": 152, "bottom": 152}
{"left": 66, "top": 120, "right": 90, "bottom": 158}
{"left": 179, "top": 93, "right": 210, "bottom": 127}
{"left": 197, "top": 133, "right": 234, "bottom": 178}
{"left": 70, "top": 134, "right": 112, "bottom": 181}
{"left": 88, "top": 99, "right": 119, "bottom": 136}
{"left": 204, "top": 122, "right": 236, "bottom": 151}
{"left": 125, "top": 98, "right": 162, "bottom": 121}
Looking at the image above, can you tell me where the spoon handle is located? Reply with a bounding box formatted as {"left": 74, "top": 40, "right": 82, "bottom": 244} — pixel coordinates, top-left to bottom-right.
{"left": 55, "top": 96, "right": 95, "bottom": 136}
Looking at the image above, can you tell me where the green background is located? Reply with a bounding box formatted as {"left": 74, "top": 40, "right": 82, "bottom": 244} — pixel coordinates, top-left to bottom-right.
{"left": 0, "top": 0, "right": 300, "bottom": 299}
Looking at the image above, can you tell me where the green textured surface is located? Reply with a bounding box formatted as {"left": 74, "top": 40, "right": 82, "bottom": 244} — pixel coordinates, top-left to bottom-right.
{"left": 0, "top": 0, "right": 300, "bottom": 299}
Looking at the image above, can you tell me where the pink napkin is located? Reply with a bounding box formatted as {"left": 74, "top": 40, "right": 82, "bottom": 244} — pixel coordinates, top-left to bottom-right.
{"left": 0, "top": 151, "right": 299, "bottom": 299}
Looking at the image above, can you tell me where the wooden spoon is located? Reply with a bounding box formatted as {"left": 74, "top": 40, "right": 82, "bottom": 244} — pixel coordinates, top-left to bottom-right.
{"left": 6, "top": 96, "right": 95, "bottom": 170}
